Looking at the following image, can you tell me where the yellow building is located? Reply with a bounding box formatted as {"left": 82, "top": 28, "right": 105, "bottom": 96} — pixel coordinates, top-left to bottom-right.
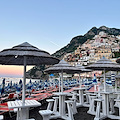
{"left": 95, "top": 48, "right": 112, "bottom": 61}
{"left": 75, "top": 45, "right": 81, "bottom": 55}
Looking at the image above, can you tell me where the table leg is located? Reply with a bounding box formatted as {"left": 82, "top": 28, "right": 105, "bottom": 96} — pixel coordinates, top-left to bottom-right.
{"left": 59, "top": 95, "right": 66, "bottom": 117}
{"left": 102, "top": 94, "right": 109, "bottom": 116}
{"left": 59, "top": 96, "right": 62, "bottom": 116}
{"left": 86, "top": 94, "right": 90, "bottom": 104}
{"left": 62, "top": 96, "right": 66, "bottom": 116}
{"left": 15, "top": 108, "right": 19, "bottom": 120}
{"left": 19, "top": 108, "right": 29, "bottom": 120}
{"left": 79, "top": 90, "right": 84, "bottom": 104}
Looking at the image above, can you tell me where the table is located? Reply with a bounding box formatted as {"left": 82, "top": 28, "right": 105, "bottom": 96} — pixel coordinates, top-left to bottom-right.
{"left": 73, "top": 87, "right": 86, "bottom": 107}
{"left": 7, "top": 100, "right": 41, "bottom": 120}
{"left": 53, "top": 92, "right": 68, "bottom": 119}
{"left": 100, "top": 92, "right": 112, "bottom": 115}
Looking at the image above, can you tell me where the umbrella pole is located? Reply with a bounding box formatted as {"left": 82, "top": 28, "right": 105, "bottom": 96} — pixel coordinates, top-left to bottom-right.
{"left": 61, "top": 71, "right": 63, "bottom": 92}
{"left": 79, "top": 73, "right": 81, "bottom": 88}
{"left": 115, "top": 80, "right": 117, "bottom": 92}
{"left": 114, "top": 71, "right": 117, "bottom": 92}
{"left": 104, "top": 68, "right": 106, "bottom": 92}
{"left": 22, "top": 56, "right": 26, "bottom": 104}
{"left": 59, "top": 74, "right": 61, "bottom": 92}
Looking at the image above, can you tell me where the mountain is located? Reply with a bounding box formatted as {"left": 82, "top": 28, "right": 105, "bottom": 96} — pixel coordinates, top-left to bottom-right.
{"left": 52, "top": 26, "right": 120, "bottom": 58}
{"left": 26, "top": 26, "right": 120, "bottom": 79}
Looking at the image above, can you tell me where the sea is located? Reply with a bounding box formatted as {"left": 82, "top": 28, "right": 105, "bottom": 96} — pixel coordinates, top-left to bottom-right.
{"left": 0, "top": 77, "right": 40, "bottom": 86}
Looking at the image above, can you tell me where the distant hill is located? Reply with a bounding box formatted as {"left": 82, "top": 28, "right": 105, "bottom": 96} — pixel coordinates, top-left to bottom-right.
{"left": 52, "top": 26, "right": 120, "bottom": 58}
{"left": 26, "top": 65, "right": 49, "bottom": 79}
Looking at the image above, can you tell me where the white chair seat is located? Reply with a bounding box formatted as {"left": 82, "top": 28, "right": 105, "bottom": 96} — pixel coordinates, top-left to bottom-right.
{"left": 0, "top": 115, "right": 3, "bottom": 120}
{"left": 39, "top": 110, "right": 53, "bottom": 120}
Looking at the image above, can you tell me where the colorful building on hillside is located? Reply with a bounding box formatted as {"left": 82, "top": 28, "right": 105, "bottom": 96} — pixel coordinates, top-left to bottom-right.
{"left": 94, "top": 48, "right": 112, "bottom": 61}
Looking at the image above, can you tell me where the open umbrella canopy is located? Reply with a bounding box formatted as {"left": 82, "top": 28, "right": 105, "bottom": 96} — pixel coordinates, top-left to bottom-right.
{"left": 0, "top": 42, "right": 59, "bottom": 104}
{"left": 86, "top": 56, "right": 120, "bottom": 71}
{"left": 75, "top": 64, "right": 92, "bottom": 73}
{"left": 0, "top": 42, "right": 59, "bottom": 65}
{"left": 66, "top": 64, "right": 92, "bottom": 74}
{"left": 44, "top": 60, "right": 80, "bottom": 73}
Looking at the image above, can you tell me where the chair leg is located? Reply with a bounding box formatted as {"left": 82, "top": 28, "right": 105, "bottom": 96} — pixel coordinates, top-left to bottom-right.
{"left": 72, "top": 100, "right": 77, "bottom": 114}
{"left": 109, "top": 98, "right": 115, "bottom": 114}
{"left": 53, "top": 98, "right": 58, "bottom": 112}
{"left": 88, "top": 98, "right": 95, "bottom": 113}
{"left": 67, "top": 103, "right": 74, "bottom": 120}
{"left": 47, "top": 102, "right": 53, "bottom": 110}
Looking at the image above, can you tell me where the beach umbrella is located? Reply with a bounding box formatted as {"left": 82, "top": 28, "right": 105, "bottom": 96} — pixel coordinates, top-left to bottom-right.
{"left": 89, "top": 79, "right": 93, "bottom": 85}
{"left": 84, "top": 79, "right": 89, "bottom": 87}
{"left": 92, "top": 74, "right": 97, "bottom": 91}
{"left": 16, "top": 83, "right": 21, "bottom": 95}
{"left": 50, "top": 74, "right": 54, "bottom": 77}
{"left": 44, "top": 60, "right": 80, "bottom": 92}
{"left": 0, "top": 78, "right": 5, "bottom": 95}
{"left": 19, "top": 79, "right": 22, "bottom": 87}
{"left": 106, "top": 78, "right": 112, "bottom": 86}
{"left": 13, "top": 83, "right": 16, "bottom": 89}
{"left": 86, "top": 56, "right": 120, "bottom": 92}
{"left": 37, "top": 80, "right": 42, "bottom": 90}
{"left": 8, "top": 81, "right": 13, "bottom": 91}
{"left": 0, "top": 42, "right": 59, "bottom": 104}
{"left": 111, "top": 73, "right": 115, "bottom": 86}
{"left": 111, "top": 72, "right": 117, "bottom": 91}
{"left": 0, "top": 86, "right": 2, "bottom": 96}
{"left": 44, "top": 80, "right": 48, "bottom": 89}
{"left": 49, "top": 74, "right": 55, "bottom": 85}
{"left": 92, "top": 74, "right": 97, "bottom": 84}
{"left": 27, "top": 79, "right": 32, "bottom": 93}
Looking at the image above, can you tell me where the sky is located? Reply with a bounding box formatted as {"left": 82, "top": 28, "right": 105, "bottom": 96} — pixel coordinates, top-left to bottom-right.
{"left": 0, "top": 0, "right": 120, "bottom": 77}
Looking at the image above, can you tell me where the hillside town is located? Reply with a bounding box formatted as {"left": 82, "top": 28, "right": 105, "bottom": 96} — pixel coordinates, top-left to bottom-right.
{"left": 64, "top": 31, "right": 120, "bottom": 66}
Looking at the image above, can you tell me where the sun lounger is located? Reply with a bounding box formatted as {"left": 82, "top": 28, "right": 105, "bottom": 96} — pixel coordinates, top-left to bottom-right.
{"left": 31, "top": 93, "right": 44, "bottom": 97}
{"left": 0, "top": 102, "right": 13, "bottom": 115}
{"left": 25, "top": 93, "right": 49, "bottom": 101}
{"left": 1, "top": 93, "right": 15, "bottom": 102}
